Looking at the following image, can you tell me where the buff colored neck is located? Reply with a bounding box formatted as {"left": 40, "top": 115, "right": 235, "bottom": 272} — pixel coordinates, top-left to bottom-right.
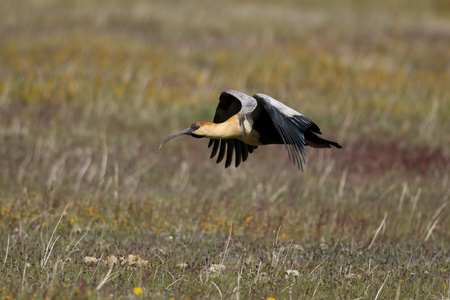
{"left": 193, "top": 116, "right": 261, "bottom": 146}
{"left": 194, "top": 116, "right": 241, "bottom": 139}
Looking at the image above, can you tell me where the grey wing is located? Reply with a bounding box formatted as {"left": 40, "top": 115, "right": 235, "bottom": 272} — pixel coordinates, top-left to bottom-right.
{"left": 253, "top": 93, "right": 319, "bottom": 171}
{"left": 208, "top": 90, "right": 258, "bottom": 168}
{"left": 212, "top": 89, "right": 258, "bottom": 123}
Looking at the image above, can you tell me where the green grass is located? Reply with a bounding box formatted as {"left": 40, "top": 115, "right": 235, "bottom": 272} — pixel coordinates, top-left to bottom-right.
{"left": 1, "top": 0, "right": 449, "bottom": 299}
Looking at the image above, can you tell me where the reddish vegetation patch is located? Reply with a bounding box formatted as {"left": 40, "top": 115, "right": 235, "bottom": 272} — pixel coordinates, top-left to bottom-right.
{"left": 343, "top": 139, "right": 449, "bottom": 176}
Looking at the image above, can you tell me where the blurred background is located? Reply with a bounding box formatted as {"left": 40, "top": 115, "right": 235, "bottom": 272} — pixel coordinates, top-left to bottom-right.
{"left": 1, "top": 0, "right": 449, "bottom": 176}
{"left": 0, "top": 0, "right": 449, "bottom": 297}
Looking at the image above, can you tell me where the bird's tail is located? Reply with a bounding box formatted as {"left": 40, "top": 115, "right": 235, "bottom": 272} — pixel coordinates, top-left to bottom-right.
{"left": 304, "top": 131, "right": 342, "bottom": 149}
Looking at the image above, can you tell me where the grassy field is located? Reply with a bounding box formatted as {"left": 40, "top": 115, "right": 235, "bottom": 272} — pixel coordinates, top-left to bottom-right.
{"left": 1, "top": 0, "right": 449, "bottom": 299}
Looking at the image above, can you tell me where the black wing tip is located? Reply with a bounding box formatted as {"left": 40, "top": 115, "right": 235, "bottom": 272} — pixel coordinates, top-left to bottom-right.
{"left": 208, "top": 139, "right": 257, "bottom": 169}
{"left": 331, "top": 141, "right": 343, "bottom": 149}
{"left": 292, "top": 115, "right": 321, "bottom": 134}
{"left": 225, "top": 140, "right": 235, "bottom": 168}
{"left": 311, "top": 124, "right": 322, "bottom": 134}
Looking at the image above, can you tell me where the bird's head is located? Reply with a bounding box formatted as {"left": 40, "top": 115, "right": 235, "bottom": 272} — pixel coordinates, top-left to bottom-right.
{"left": 159, "top": 122, "right": 207, "bottom": 149}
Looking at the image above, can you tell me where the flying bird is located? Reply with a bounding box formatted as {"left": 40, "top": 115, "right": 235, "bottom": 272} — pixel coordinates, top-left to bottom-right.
{"left": 159, "top": 89, "right": 342, "bottom": 170}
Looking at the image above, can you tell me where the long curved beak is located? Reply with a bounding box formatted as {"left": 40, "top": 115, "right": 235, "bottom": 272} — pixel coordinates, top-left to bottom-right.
{"left": 159, "top": 127, "right": 194, "bottom": 149}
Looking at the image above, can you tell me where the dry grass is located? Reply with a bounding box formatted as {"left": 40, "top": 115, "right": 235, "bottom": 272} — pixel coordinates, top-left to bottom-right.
{"left": 0, "top": 0, "right": 449, "bottom": 298}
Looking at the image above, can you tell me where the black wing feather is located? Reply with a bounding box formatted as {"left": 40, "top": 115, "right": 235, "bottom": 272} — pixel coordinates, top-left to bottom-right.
{"left": 234, "top": 140, "right": 242, "bottom": 167}
{"left": 240, "top": 143, "right": 248, "bottom": 162}
{"left": 209, "top": 139, "right": 220, "bottom": 158}
{"left": 216, "top": 140, "right": 227, "bottom": 163}
{"left": 225, "top": 139, "right": 235, "bottom": 168}
{"left": 208, "top": 139, "right": 257, "bottom": 168}
{"left": 207, "top": 90, "right": 259, "bottom": 168}
{"left": 254, "top": 94, "right": 310, "bottom": 170}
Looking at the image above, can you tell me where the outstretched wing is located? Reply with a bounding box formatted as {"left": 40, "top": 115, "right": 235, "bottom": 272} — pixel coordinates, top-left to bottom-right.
{"left": 253, "top": 93, "right": 321, "bottom": 171}
{"left": 208, "top": 90, "right": 258, "bottom": 168}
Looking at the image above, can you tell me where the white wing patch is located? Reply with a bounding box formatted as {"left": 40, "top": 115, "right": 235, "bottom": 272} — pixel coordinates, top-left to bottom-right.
{"left": 222, "top": 89, "right": 258, "bottom": 115}
{"left": 242, "top": 119, "right": 252, "bottom": 135}
{"left": 253, "top": 93, "right": 302, "bottom": 117}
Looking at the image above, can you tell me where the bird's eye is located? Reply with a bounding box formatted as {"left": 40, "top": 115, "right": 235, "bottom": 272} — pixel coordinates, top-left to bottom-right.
{"left": 192, "top": 124, "right": 200, "bottom": 130}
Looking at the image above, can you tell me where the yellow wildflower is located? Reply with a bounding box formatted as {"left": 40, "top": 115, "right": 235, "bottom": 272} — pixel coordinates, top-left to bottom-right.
{"left": 133, "top": 287, "right": 143, "bottom": 295}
